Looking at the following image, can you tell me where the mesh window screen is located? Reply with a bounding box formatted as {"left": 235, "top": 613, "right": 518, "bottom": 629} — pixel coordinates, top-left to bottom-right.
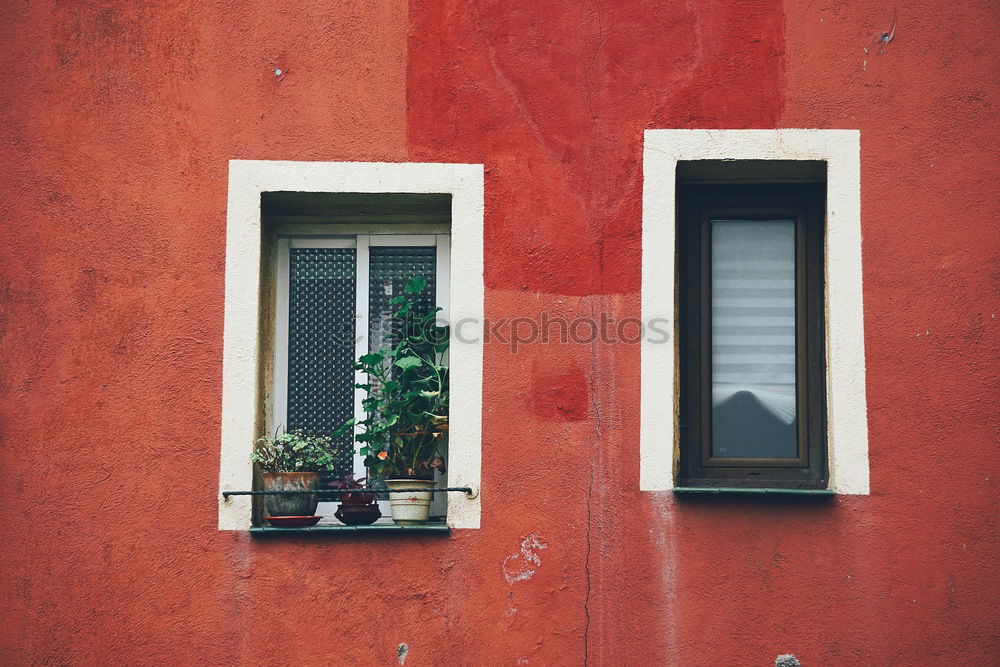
{"left": 365, "top": 246, "right": 437, "bottom": 493}
{"left": 368, "top": 247, "right": 437, "bottom": 354}
{"left": 287, "top": 247, "right": 357, "bottom": 479}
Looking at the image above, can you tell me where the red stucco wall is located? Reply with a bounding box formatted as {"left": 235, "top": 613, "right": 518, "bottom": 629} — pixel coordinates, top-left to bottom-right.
{"left": 1, "top": 0, "right": 997, "bottom": 665}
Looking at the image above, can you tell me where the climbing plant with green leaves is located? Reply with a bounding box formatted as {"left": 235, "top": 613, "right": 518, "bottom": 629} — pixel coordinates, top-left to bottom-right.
{"left": 337, "top": 275, "right": 449, "bottom": 479}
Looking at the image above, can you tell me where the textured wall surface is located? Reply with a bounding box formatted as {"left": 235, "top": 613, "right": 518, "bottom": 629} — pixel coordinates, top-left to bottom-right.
{"left": 1, "top": 0, "right": 997, "bottom": 665}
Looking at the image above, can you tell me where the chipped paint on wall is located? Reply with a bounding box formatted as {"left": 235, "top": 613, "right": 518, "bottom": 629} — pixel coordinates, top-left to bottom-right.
{"left": 503, "top": 532, "right": 548, "bottom": 585}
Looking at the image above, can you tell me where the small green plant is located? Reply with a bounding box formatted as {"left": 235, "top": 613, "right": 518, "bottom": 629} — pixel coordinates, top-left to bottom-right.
{"left": 251, "top": 429, "right": 339, "bottom": 473}
{"left": 338, "top": 275, "right": 448, "bottom": 479}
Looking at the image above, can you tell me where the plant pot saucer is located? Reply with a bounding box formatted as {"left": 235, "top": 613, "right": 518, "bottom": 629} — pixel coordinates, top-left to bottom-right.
{"left": 266, "top": 515, "right": 322, "bottom": 527}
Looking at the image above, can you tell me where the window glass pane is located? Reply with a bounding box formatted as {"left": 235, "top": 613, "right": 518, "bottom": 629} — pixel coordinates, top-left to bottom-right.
{"left": 287, "top": 247, "right": 357, "bottom": 478}
{"left": 368, "top": 246, "right": 437, "bottom": 353}
{"left": 711, "top": 220, "right": 797, "bottom": 459}
{"left": 366, "top": 247, "right": 437, "bottom": 487}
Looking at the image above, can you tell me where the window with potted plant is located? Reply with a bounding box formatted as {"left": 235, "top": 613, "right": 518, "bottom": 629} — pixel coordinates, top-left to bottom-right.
{"left": 338, "top": 274, "right": 449, "bottom": 525}
{"left": 219, "top": 164, "right": 483, "bottom": 533}
{"left": 251, "top": 430, "right": 339, "bottom": 527}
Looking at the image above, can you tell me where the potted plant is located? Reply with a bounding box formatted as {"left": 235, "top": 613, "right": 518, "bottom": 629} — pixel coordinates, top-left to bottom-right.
{"left": 339, "top": 275, "right": 448, "bottom": 525}
{"left": 251, "top": 429, "right": 338, "bottom": 523}
{"left": 328, "top": 473, "right": 382, "bottom": 525}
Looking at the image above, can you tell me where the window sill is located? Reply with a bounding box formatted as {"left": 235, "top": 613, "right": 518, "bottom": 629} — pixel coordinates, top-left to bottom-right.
{"left": 249, "top": 522, "right": 450, "bottom": 536}
{"left": 672, "top": 487, "right": 834, "bottom": 496}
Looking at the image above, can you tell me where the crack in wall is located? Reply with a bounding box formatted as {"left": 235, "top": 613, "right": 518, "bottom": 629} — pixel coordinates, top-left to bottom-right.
{"left": 582, "top": 6, "right": 610, "bottom": 660}
{"left": 582, "top": 294, "right": 606, "bottom": 666}
{"left": 586, "top": 1, "right": 607, "bottom": 126}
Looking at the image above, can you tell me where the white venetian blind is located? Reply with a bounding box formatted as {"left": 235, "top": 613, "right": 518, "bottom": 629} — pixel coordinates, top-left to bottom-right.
{"left": 710, "top": 219, "right": 798, "bottom": 458}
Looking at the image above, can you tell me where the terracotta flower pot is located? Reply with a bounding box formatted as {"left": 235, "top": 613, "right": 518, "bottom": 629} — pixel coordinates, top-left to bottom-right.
{"left": 261, "top": 471, "right": 320, "bottom": 517}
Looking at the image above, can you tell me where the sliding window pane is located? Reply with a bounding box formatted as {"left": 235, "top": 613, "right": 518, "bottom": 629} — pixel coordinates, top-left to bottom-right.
{"left": 368, "top": 247, "right": 437, "bottom": 353}
{"left": 287, "top": 247, "right": 357, "bottom": 478}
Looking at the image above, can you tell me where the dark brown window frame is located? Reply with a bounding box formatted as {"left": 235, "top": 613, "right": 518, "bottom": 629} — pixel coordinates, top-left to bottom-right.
{"left": 677, "top": 184, "right": 828, "bottom": 489}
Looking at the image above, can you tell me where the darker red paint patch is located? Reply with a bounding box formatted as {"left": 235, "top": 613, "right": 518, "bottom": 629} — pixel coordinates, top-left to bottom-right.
{"left": 407, "top": 0, "right": 784, "bottom": 296}
{"left": 530, "top": 359, "right": 589, "bottom": 422}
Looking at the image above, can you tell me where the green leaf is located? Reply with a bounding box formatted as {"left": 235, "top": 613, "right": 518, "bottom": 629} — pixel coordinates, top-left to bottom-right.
{"left": 404, "top": 275, "right": 426, "bottom": 294}
{"left": 394, "top": 356, "right": 422, "bottom": 370}
{"left": 420, "top": 308, "right": 443, "bottom": 322}
{"left": 359, "top": 352, "right": 385, "bottom": 366}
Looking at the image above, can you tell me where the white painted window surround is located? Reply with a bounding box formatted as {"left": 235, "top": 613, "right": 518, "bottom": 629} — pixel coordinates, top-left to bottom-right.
{"left": 219, "top": 161, "right": 484, "bottom": 530}
{"left": 640, "top": 129, "right": 869, "bottom": 494}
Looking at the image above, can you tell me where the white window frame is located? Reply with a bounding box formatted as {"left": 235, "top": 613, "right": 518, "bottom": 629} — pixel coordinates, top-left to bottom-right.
{"left": 640, "top": 129, "right": 869, "bottom": 494}
{"left": 219, "top": 161, "right": 483, "bottom": 529}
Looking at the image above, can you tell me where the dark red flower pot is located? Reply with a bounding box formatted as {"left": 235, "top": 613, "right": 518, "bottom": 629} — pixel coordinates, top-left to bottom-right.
{"left": 335, "top": 501, "right": 382, "bottom": 525}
